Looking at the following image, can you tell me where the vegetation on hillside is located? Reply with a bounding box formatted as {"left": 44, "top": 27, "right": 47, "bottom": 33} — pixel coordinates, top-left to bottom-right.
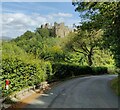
{"left": 2, "top": 42, "right": 52, "bottom": 96}
{"left": 2, "top": 2, "right": 119, "bottom": 97}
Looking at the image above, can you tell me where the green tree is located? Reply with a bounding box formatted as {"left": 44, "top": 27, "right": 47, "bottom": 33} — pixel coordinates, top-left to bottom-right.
{"left": 64, "top": 30, "right": 103, "bottom": 66}
{"left": 72, "top": 2, "right": 120, "bottom": 68}
{"left": 35, "top": 28, "right": 50, "bottom": 38}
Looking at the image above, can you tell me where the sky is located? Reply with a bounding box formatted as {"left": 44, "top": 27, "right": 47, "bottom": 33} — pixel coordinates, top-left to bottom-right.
{"left": 1, "top": 2, "right": 81, "bottom": 38}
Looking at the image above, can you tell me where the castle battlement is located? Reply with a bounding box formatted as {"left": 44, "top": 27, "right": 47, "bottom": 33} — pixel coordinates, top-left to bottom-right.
{"left": 40, "top": 22, "right": 72, "bottom": 38}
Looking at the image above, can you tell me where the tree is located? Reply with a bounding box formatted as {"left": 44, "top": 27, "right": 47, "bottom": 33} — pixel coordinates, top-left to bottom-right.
{"left": 72, "top": 2, "right": 120, "bottom": 68}
{"left": 35, "top": 28, "right": 50, "bottom": 38}
{"left": 13, "top": 31, "right": 35, "bottom": 41}
{"left": 64, "top": 30, "right": 103, "bottom": 66}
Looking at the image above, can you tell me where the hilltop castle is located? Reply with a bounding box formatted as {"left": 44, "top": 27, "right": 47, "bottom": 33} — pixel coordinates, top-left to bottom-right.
{"left": 40, "top": 22, "right": 72, "bottom": 38}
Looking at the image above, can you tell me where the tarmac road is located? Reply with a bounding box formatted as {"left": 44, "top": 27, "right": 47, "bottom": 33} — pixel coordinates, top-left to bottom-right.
{"left": 23, "top": 75, "right": 119, "bottom": 108}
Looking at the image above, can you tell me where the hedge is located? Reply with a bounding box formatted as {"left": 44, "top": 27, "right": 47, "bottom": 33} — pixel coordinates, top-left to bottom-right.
{"left": 52, "top": 63, "right": 108, "bottom": 80}
{"left": 2, "top": 60, "right": 108, "bottom": 97}
{"left": 2, "top": 58, "right": 52, "bottom": 97}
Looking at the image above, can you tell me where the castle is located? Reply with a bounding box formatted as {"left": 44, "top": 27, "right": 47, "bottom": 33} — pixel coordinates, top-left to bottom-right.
{"left": 40, "top": 22, "right": 72, "bottom": 38}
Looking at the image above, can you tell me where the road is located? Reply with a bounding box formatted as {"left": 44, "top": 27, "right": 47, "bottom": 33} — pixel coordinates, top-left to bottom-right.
{"left": 23, "top": 75, "right": 119, "bottom": 108}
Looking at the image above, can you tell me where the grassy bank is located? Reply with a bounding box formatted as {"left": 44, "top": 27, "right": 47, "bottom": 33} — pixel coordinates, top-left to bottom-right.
{"left": 111, "top": 76, "right": 120, "bottom": 96}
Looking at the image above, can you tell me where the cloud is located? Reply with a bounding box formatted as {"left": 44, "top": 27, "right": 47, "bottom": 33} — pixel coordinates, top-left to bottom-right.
{"left": 3, "top": 13, "right": 46, "bottom": 26}
{"left": 52, "top": 12, "right": 73, "bottom": 17}
{"left": 2, "top": 12, "right": 74, "bottom": 38}
{"left": 2, "top": 13, "right": 47, "bottom": 37}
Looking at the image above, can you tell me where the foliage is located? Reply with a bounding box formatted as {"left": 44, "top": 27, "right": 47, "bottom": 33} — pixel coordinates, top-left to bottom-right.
{"left": 64, "top": 52, "right": 87, "bottom": 66}
{"left": 12, "top": 30, "right": 65, "bottom": 62}
{"left": 2, "top": 58, "right": 36, "bottom": 96}
{"left": 91, "top": 67, "right": 107, "bottom": 75}
{"left": 13, "top": 31, "right": 35, "bottom": 41}
{"left": 2, "top": 42, "right": 52, "bottom": 97}
{"left": 72, "top": 2, "right": 120, "bottom": 68}
{"left": 111, "top": 77, "right": 120, "bottom": 96}
{"left": 63, "top": 31, "right": 114, "bottom": 67}
{"left": 1, "top": 2, "right": 119, "bottom": 101}
{"left": 39, "top": 38, "right": 65, "bottom": 61}
{"left": 35, "top": 28, "right": 50, "bottom": 38}
{"left": 92, "top": 49, "right": 115, "bottom": 67}
{"left": 52, "top": 63, "right": 108, "bottom": 80}
{"left": 45, "top": 61, "right": 53, "bottom": 82}
{"left": 11, "top": 27, "right": 115, "bottom": 68}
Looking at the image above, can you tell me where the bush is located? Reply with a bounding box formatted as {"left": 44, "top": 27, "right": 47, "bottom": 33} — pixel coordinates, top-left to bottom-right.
{"left": 52, "top": 63, "right": 108, "bottom": 80}
{"left": 45, "top": 61, "right": 53, "bottom": 82}
{"left": 2, "top": 42, "right": 53, "bottom": 97}
{"left": 2, "top": 58, "right": 50, "bottom": 97}
{"left": 108, "top": 67, "right": 118, "bottom": 74}
{"left": 92, "top": 67, "right": 108, "bottom": 75}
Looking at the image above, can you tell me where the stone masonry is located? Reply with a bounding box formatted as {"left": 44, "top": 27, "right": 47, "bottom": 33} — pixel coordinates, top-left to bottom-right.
{"left": 40, "top": 22, "right": 72, "bottom": 38}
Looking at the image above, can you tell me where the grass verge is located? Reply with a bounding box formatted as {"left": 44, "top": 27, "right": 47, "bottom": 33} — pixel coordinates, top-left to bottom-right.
{"left": 111, "top": 76, "right": 120, "bottom": 96}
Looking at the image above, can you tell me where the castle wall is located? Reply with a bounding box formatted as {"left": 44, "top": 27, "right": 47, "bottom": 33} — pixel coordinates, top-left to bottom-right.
{"left": 54, "top": 22, "right": 71, "bottom": 38}
{"left": 41, "top": 22, "right": 71, "bottom": 38}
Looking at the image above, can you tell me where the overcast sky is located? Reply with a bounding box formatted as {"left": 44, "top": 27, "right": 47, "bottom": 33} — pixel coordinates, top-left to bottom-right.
{"left": 1, "top": 2, "right": 81, "bottom": 38}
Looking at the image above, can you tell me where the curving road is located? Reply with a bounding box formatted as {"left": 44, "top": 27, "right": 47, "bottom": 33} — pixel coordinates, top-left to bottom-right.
{"left": 23, "top": 75, "right": 119, "bottom": 108}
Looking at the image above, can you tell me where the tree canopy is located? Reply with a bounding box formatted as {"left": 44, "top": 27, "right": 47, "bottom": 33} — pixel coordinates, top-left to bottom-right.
{"left": 73, "top": 2, "right": 120, "bottom": 68}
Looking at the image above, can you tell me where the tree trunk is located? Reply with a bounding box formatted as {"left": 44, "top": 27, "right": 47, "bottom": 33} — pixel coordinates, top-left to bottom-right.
{"left": 87, "top": 47, "right": 94, "bottom": 66}
{"left": 88, "top": 54, "right": 92, "bottom": 66}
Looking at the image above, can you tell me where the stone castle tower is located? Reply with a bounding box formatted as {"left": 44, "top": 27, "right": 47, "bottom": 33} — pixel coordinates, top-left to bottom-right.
{"left": 40, "top": 22, "right": 71, "bottom": 38}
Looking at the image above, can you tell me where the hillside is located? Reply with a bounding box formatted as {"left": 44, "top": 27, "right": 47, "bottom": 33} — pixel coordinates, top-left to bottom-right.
{"left": 1, "top": 22, "right": 116, "bottom": 98}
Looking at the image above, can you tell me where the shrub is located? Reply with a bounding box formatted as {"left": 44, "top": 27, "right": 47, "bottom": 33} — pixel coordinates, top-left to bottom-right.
{"left": 91, "top": 67, "right": 108, "bottom": 75}
{"left": 2, "top": 58, "right": 49, "bottom": 97}
{"left": 2, "top": 42, "right": 53, "bottom": 97}
{"left": 45, "top": 61, "right": 53, "bottom": 82}
{"left": 52, "top": 63, "right": 108, "bottom": 80}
